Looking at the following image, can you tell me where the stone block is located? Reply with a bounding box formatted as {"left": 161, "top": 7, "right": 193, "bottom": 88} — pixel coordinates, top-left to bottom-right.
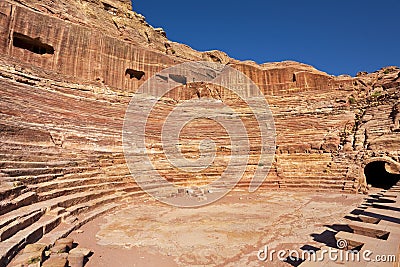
{"left": 69, "top": 247, "right": 92, "bottom": 257}
{"left": 50, "top": 244, "right": 68, "bottom": 254}
{"left": 12, "top": 251, "right": 43, "bottom": 266}
{"left": 67, "top": 253, "right": 84, "bottom": 267}
{"left": 55, "top": 238, "right": 74, "bottom": 250}
{"left": 42, "top": 257, "right": 68, "bottom": 267}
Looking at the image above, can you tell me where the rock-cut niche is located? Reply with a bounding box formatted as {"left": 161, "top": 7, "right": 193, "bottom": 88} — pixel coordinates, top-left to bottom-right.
{"left": 125, "top": 69, "right": 145, "bottom": 80}
{"left": 364, "top": 161, "right": 400, "bottom": 189}
{"left": 12, "top": 32, "right": 54, "bottom": 55}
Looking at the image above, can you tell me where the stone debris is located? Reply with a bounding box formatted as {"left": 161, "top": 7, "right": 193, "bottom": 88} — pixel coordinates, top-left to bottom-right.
{"left": 7, "top": 236, "right": 91, "bottom": 267}
{"left": 54, "top": 238, "right": 73, "bottom": 251}
{"left": 50, "top": 244, "right": 68, "bottom": 254}
{"left": 69, "top": 247, "right": 92, "bottom": 257}
{"left": 66, "top": 253, "right": 84, "bottom": 267}
{"left": 42, "top": 257, "right": 68, "bottom": 267}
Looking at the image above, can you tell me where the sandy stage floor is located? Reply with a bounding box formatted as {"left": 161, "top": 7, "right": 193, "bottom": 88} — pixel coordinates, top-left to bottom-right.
{"left": 69, "top": 190, "right": 365, "bottom": 267}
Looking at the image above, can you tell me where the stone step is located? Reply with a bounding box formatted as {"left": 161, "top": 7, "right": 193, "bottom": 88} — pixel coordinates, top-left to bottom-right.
{"left": 377, "top": 193, "right": 398, "bottom": 198}
{"left": 12, "top": 173, "right": 64, "bottom": 185}
{"left": 0, "top": 188, "right": 142, "bottom": 266}
{"left": 63, "top": 191, "right": 130, "bottom": 219}
{"left": 44, "top": 189, "right": 119, "bottom": 211}
{"left": 335, "top": 231, "right": 383, "bottom": 250}
{"left": 376, "top": 196, "right": 398, "bottom": 203}
{"left": 1, "top": 189, "right": 137, "bottom": 243}
{"left": 29, "top": 176, "right": 128, "bottom": 194}
{"left": 0, "top": 186, "right": 26, "bottom": 202}
{"left": 0, "top": 168, "right": 59, "bottom": 178}
{"left": 38, "top": 203, "right": 120, "bottom": 247}
{"left": 372, "top": 202, "right": 400, "bottom": 210}
{"left": 1, "top": 166, "right": 98, "bottom": 178}
{"left": 0, "top": 192, "right": 38, "bottom": 216}
{"left": 37, "top": 181, "right": 130, "bottom": 201}
{"left": 282, "top": 176, "right": 346, "bottom": 181}
{"left": 39, "top": 191, "right": 142, "bottom": 248}
{"left": 338, "top": 221, "right": 391, "bottom": 240}
{"left": 0, "top": 214, "right": 61, "bottom": 267}
{"left": 357, "top": 214, "right": 381, "bottom": 224}
{"left": 102, "top": 173, "right": 132, "bottom": 181}
{"left": 0, "top": 160, "right": 78, "bottom": 169}
{"left": 0, "top": 210, "right": 44, "bottom": 242}
{"left": 360, "top": 207, "right": 400, "bottom": 224}
{"left": 282, "top": 183, "right": 345, "bottom": 190}
{"left": 0, "top": 153, "right": 96, "bottom": 164}
{"left": 350, "top": 219, "right": 399, "bottom": 233}
{"left": 361, "top": 242, "right": 399, "bottom": 267}
{"left": 387, "top": 185, "right": 400, "bottom": 191}
{"left": 48, "top": 207, "right": 66, "bottom": 216}
{"left": 283, "top": 180, "right": 345, "bottom": 186}
{"left": 58, "top": 170, "right": 104, "bottom": 180}
{"left": 0, "top": 146, "right": 121, "bottom": 157}
{"left": 336, "top": 231, "right": 400, "bottom": 267}
{"left": 0, "top": 189, "right": 119, "bottom": 234}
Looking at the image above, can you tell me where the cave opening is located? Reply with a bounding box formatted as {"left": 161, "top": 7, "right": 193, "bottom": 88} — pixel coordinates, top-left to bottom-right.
{"left": 125, "top": 69, "right": 145, "bottom": 80}
{"left": 12, "top": 32, "right": 54, "bottom": 55}
{"left": 209, "top": 54, "right": 222, "bottom": 63}
{"left": 364, "top": 161, "right": 400, "bottom": 189}
{"left": 102, "top": 2, "right": 117, "bottom": 14}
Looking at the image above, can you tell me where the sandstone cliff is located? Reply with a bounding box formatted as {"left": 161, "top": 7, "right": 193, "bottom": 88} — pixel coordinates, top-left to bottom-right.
{"left": 0, "top": 0, "right": 399, "bottom": 264}
{"left": 1, "top": 0, "right": 399, "bottom": 194}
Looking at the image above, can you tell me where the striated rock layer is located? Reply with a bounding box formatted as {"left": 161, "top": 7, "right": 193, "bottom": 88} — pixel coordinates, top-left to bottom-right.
{"left": 0, "top": 0, "right": 399, "bottom": 265}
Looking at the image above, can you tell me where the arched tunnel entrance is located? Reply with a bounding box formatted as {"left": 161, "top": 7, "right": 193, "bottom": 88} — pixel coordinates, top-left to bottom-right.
{"left": 364, "top": 161, "right": 400, "bottom": 189}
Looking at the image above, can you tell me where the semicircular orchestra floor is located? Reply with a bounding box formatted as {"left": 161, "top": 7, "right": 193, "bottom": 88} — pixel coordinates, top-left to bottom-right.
{"left": 69, "top": 190, "right": 365, "bottom": 267}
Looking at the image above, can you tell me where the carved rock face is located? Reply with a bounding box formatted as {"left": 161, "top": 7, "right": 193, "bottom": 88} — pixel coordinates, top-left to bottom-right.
{"left": 0, "top": 2, "right": 399, "bottom": 267}
{"left": 0, "top": 0, "right": 398, "bottom": 195}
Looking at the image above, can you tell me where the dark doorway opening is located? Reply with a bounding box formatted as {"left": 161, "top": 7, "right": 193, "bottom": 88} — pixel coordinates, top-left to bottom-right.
{"left": 364, "top": 161, "right": 400, "bottom": 189}
{"left": 13, "top": 32, "right": 54, "bottom": 55}
{"left": 125, "top": 69, "right": 145, "bottom": 80}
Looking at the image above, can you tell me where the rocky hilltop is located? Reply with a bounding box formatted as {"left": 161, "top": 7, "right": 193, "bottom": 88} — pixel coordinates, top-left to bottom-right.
{"left": 0, "top": 0, "right": 399, "bottom": 265}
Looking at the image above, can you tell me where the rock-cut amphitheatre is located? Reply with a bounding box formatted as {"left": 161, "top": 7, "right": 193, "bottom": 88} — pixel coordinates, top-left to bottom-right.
{"left": 0, "top": 0, "right": 399, "bottom": 266}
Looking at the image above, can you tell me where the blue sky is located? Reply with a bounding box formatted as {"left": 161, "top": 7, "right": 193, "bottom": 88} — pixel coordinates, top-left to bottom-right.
{"left": 133, "top": 0, "right": 400, "bottom": 76}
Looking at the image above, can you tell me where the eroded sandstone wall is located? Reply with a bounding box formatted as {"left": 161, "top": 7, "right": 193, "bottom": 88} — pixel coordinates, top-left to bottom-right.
{"left": 0, "top": 1, "right": 355, "bottom": 97}
{"left": 0, "top": 0, "right": 398, "bottom": 194}
{"left": 0, "top": 1, "right": 181, "bottom": 95}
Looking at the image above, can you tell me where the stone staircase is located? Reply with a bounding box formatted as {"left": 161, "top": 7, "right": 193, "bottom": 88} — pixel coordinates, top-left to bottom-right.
{"left": 0, "top": 43, "right": 390, "bottom": 266}
{"left": 0, "top": 79, "right": 143, "bottom": 265}
{"left": 0, "top": 160, "right": 143, "bottom": 266}
{"left": 299, "top": 182, "right": 400, "bottom": 266}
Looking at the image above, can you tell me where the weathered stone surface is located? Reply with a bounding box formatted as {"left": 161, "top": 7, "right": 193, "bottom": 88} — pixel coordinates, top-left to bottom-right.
{"left": 12, "top": 251, "right": 42, "bottom": 266}
{"left": 0, "top": 0, "right": 397, "bottom": 196}
{"left": 49, "top": 252, "right": 68, "bottom": 260}
{"left": 0, "top": 0, "right": 397, "bottom": 194}
{"left": 67, "top": 253, "right": 84, "bottom": 267}
{"left": 50, "top": 244, "right": 67, "bottom": 254}
{"left": 69, "top": 247, "right": 91, "bottom": 257}
{"left": 42, "top": 256, "right": 67, "bottom": 267}
{"left": 0, "top": 0, "right": 398, "bottom": 265}
{"left": 22, "top": 243, "right": 46, "bottom": 254}
{"left": 54, "top": 238, "right": 73, "bottom": 251}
